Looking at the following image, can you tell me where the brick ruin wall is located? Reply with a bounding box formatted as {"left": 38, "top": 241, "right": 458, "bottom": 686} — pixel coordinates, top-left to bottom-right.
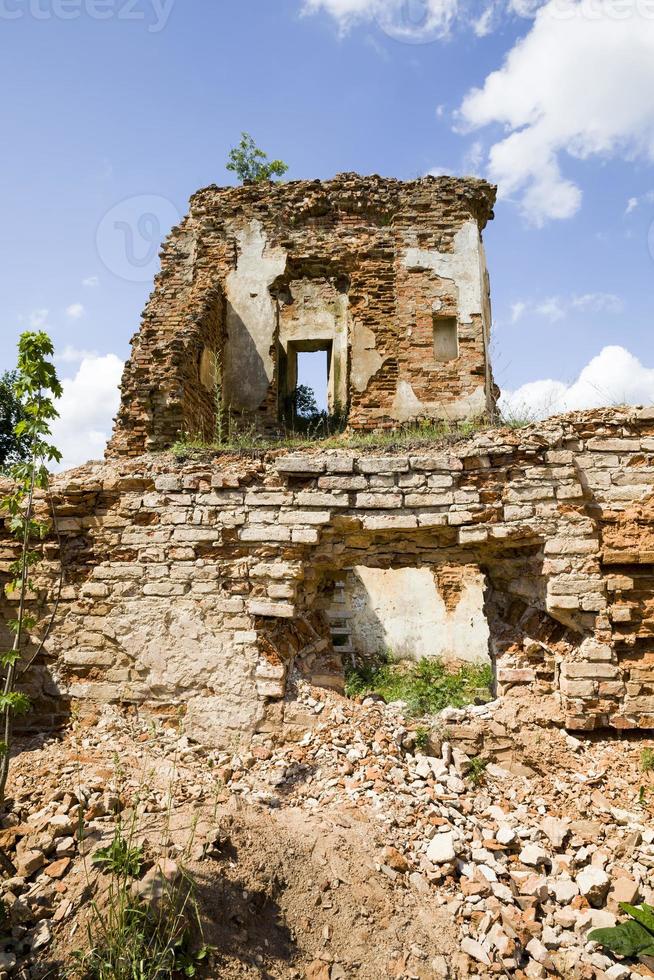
{"left": 2, "top": 407, "right": 654, "bottom": 744}
{"left": 108, "top": 173, "right": 497, "bottom": 457}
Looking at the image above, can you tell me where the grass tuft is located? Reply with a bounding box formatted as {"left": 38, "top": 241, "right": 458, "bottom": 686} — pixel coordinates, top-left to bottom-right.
{"left": 345, "top": 654, "right": 493, "bottom": 718}
{"left": 171, "top": 412, "right": 534, "bottom": 461}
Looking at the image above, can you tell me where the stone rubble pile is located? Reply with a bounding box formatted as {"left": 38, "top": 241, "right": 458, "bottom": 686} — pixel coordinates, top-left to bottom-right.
{"left": 0, "top": 713, "right": 219, "bottom": 980}
{"left": 228, "top": 684, "right": 654, "bottom": 980}
{"left": 1, "top": 691, "right": 654, "bottom": 979}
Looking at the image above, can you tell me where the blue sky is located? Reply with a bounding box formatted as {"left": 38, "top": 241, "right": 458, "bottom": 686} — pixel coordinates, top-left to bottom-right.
{"left": 2, "top": 0, "right": 653, "bottom": 466}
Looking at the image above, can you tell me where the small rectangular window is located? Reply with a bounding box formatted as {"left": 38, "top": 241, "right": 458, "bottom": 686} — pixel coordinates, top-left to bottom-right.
{"left": 433, "top": 316, "right": 459, "bottom": 362}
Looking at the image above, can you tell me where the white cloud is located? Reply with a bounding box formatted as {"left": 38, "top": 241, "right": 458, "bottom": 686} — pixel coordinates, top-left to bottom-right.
{"left": 55, "top": 345, "right": 99, "bottom": 364}
{"left": 29, "top": 309, "right": 49, "bottom": 328}
{"left": 570, "top": 292, "right": 623, "bottom": 314}
{"left": 51, "top": 354, "right": 123, "bottom": 471}
{"left": 82, "top": 276, "right": 100, "bottom": 288}
{"left": 500, "top": 346, "right": 654, "bottom": 421}
{"left": 508, "top": 291, "right": 623, "bottom": 324}
{"left": 302, "top": 0, "right": 543, "bottom": 37}
{"left": 535, "top": 297, "right": 566, "bottom": 322}
{"left": 625, "top": 196, "right": 639, "bottom": 215}
{"left": 303, "top": 0, "right": 459, "bottom": 37}
{"left": 511, "top": 300, "right": 527, "bottom": 323}
{"left": 66, "top": 302, "right": 85, "bottom": 319}
{"left": 458, "top": 1, "right": 654, "bottom": 224}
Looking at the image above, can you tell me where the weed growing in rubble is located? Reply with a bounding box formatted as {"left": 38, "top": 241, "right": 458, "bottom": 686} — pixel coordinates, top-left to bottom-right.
{"left": 467, "top": 756, "right": 488, "bottom": 786}
{"left": 641, "top": 748, "right": 654, "bottom": 773}
{"left": 345, "top": 654, "right": 493, "bottom": 718}
{"left": 589, "top": 902, "right": 654, "bottom": 962}
{"left": 413, "top": 726, "right": 430, "bottom": 751}
{"left": 73, "top": 779, "right": 214, "bottom": 980}
{"left": 92, "top": 829, "right": 144, "bottom": 878}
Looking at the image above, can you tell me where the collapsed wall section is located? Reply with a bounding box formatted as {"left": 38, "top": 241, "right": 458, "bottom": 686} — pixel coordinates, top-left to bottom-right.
{"left": 2, "top": 407, "right": 654, "bottom": 746}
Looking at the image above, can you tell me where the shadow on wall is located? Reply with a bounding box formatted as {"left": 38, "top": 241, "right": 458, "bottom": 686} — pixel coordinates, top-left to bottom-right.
{"left": 346, "top": 565, "right": 492, "bottom": 666}
{"left": 222, "top": 301, "right": 271, "bottom": 418}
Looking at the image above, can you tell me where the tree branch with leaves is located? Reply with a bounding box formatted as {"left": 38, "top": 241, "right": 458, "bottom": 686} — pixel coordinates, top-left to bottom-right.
{"left": 0, "top": 331, "right": 62, "bottom": 812}
{"left": 226, "top": 132, "right": 289, "bottom": 184}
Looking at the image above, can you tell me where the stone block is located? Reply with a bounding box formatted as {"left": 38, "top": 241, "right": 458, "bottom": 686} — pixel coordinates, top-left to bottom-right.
{"left": 458, "top": 527, "right": 488, "bottom": 544}
{"left": 544, "top": 538, "right": 598, "bottom": 556}
{"left": 361, "top": 514, "right": 418, "bottom": 530}
{"left": 295, "top": 491, "right": 350, "bottom": 508}
{"left": 247, "top": 599, "right": 295, "bottom": 618}
{"left": 358, "top": 457, "right": 409, "bottom": 474}
{"left": 154, "top": 476, "right": 181, "bottom": 491}
{"left": 291, "top": 528, "right": 320, "bottom": 544}
{"left": 244, "top": 492, "right": 291, "bottom": 507}
{"left": 586, "top": 438, "right": 641, "bottom": 452}
{"left": 324, "top": 455, "right": 354, "bottom": 473}
{"left": 278, "top": 510, "right": 332, "bottom": 525}
{"left": 317, "top": 476, "right": 367, "bottom": 490}
{"left": 275, "top": 456, "right": 325, "bottom": 474}
{"left": 410, "top": 455, "right": 462, "bottom": 472}
{"left": 610, "top": 605, "right": 632, "bottom": 622}
{"left": 503, "top": 505, "right": 534, "bottom": 521}
{"left": 355, "top": 492, "right": 403, "bottom": 509}
{"left": 560, "top": 678, "right": 596, "bottom": 698}
{"left": 561, "top": 662, "right": 621, "bottom": 680}
{"left": 426, "top": 474, "right": 454, "bottom": 488}
{"left": 547, "top": 595, "right": 579, "bottom": 610}
{"left": 598, "top": 681, "right": 625, "bottom": 697}
{"left": 143, "top": 582, "right": 187, "bottom": 597}
{"left": 63, "top": 649, "right": 115, "bottom": 668}
{"left": 497, "top": 668, "right": 536, "bottom": 684}
{"left": 239, "top": 526, "right": 291, "bottom": 543}
{"left": 404, "top": 492, "right": 454, "bottom": 508}
{"left": 171, "top": 528, "right": 220, "bottom": 543}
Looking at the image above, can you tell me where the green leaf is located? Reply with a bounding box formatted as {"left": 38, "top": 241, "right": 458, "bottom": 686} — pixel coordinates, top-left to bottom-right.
{"left": 0, "top": 692, "right": 30, "bottom": 715}
{"left": 621, "top": 903, "right": 654, "bottom": 934}
{"left": 0, "top": 651, "right": 21, "bottom": 668}
{"left": 589, "top": 920, "right": 654, "bottom": 958}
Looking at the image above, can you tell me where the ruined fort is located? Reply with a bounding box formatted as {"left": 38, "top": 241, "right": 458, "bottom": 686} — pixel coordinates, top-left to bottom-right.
{"left": 2, "top": 174, "right": 654, "bottom": 745}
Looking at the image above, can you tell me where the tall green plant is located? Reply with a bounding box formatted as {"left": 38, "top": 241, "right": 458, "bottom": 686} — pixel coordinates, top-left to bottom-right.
{"left": 0, "top": 331, "right": 62, "bottom": 810}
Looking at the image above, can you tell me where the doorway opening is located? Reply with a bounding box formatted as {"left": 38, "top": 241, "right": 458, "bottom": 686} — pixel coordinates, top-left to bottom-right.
{"left": 279, "top": 339, "right": 334, "bottom": 431}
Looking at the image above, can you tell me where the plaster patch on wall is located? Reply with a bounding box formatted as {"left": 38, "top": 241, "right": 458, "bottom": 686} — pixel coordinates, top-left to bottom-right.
{"left": 392, "top": 380, "right": 423, "bottom": 422}
{"left": 402, "top": 220, "right": 483, "bottom": 324}
{"left": 348, "top": 566, "right": 491, "bottom": 665}
{"left": 224, "top": 219, "right": 287, "bottom": 411}
{"left": 351, "top": 319, "right": 386, "bottom": 393}
{"left": 391, "top": 381, "right": 487, "bottom": 423}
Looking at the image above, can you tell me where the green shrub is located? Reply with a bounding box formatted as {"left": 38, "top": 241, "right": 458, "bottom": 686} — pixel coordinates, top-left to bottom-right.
{"left": 345, "top": 654, "right": 493, "bottom": 718}
{"left": 467, "top": 756, "right": 488, "bottom": 786}
{"left": 641, "top": 748, "right": 654, "bottom": 773}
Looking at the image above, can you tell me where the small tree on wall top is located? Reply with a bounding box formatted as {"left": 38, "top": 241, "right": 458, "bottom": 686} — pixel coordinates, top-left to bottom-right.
{"left": 226, "top": 132, "right": 289, "bottom": 184}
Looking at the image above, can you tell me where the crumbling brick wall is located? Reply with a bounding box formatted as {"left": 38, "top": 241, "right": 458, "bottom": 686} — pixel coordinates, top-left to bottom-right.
{"left": 3, "top": 408, "right": 654, "bottom": 745}
{"left": 108, "top": 173, "right": 497, "bottom": 457}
